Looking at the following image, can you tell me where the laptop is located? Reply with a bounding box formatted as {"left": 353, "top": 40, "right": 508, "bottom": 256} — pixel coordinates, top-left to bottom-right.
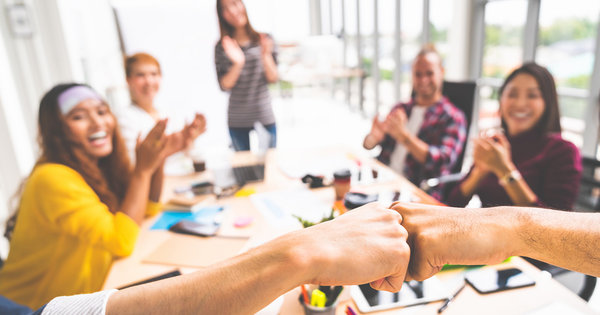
{"left": 213, "top": 164, "right": 265, "bottom": 190}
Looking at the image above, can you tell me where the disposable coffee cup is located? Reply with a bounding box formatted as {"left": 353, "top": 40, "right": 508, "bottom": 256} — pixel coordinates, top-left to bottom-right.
{"left": 190, "top": 151, "right": 206, "bottom": 173}
{"left": 333, "top": 169, "right": 352, "bottom": 201}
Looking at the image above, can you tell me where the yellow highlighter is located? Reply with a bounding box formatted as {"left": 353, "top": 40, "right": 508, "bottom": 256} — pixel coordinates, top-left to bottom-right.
{"left": 310, "top": 289, "right": 327, "bottom": 307}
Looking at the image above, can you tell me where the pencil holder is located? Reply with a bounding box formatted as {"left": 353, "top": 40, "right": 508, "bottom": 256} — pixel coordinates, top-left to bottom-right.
{"left": 298, "top": 294, "right": 337, "bottom": 315}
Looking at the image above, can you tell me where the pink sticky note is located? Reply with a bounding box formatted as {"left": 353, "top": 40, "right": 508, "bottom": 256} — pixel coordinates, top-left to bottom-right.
{"left": 234, "top": 216, "right": 254, "bottom": 228}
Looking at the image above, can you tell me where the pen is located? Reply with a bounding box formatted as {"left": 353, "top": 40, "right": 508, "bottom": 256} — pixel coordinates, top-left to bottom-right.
{"left": 301, "top": 285, "right": 309, "bottom": 305}
{"left": 437, "top": 283, "right": 466, "bottom": 313}
{"left": 346, "top": 305, "right": 357, "bottom": 315}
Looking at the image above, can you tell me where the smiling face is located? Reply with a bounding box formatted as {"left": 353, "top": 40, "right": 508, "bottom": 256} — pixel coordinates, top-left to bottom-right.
{"left": 63, "top": 99, "right": 115, "bottom": 160}
{"left": 500, "top": 73, "right": 546, "bottom": 136}
{"left": 412, "top": 53, "right": 444, "bottom": 104}
{"left": 220, "top": 0, "right": 248, "bottom": 29}
{"left": 126, "top": 62, "right": 161, "bottom": 106}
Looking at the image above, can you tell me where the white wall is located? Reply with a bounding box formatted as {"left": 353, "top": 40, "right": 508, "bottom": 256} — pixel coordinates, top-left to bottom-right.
{"left": 112, "top": 0, "right": 230, "bottom": 153}
{"left": 57, "top": 0, "right": 126, "bottom": 102}
{"left": 0, "top": 0, "right": 125, "bottom": 255}
{"left": 0, "top": 24, "right": 35, "bottom": 259}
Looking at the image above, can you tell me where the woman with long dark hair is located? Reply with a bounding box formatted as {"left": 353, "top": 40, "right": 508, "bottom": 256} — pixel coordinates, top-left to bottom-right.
{"left": 215, "top": 0, "right": 278, "bottom": 151}
{"left": 0, "top": 83, "right": 171, "bottom": 309}
{"left": 446, "top": 63, "right": 582, "bottom": 210}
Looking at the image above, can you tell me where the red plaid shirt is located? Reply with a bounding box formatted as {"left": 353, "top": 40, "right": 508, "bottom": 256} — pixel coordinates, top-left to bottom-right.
{"left": 377, "top": 96, "right": 467, "bottom": 200}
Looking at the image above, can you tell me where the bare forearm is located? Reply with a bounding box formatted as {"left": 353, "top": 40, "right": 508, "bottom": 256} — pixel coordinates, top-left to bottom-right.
{"left": 459, "top": 168, "right": 486, "bottom": 197}
{"left": 106, "top": 204, "right": 411, "bottom": 313}
{"left": 119, "top": 171, "right": 152, "bottom": 224}
{"left": 219, "top": 63, "right": 244, "bottom": 90}
{"left": 494, "top": 165, "right": 537, "bottom": 206}
{"left": 503, "top": 180, "right": 538, "bottom": 206}
{"left": 403, "top": 133, "right": 428, "bottom": 163}
{"left": 394, "top": 203, "right": 600, "bottom": 281}
{"left": 262, "top": 54, "right": 278, "bottom": 83}
{"left": 507, "top": 207, "right": 600, "bottom": 277}
{"left": 149, "top": 164, "right": 164, "bottom": 203}
{"left": 107, "top": 234, "right": 308, "bottom": 314}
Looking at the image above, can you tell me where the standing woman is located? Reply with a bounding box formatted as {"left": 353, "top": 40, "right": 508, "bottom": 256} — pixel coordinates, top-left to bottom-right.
{"left": 0, "top": 84, "right": 170, "bottom": 309}
{"left": 446, "top": 63, "right": 582, "bottom": 210}
{"left": 215, "top": 0, "right": 279, "bottom": 151}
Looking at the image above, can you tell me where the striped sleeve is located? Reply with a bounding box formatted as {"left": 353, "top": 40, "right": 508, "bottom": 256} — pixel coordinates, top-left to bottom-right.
{"left": 41, "top": 289, "right": 118, "bottom": 315}
{"left": 214, "top": 41, "right": 232, "bottom": 90}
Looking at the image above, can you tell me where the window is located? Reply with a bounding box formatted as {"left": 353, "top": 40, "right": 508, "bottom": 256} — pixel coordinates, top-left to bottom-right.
{"left": 482, "top": 0, "right": 527, "bottom": 79}
{"left": 398, "top": 0, "right": 424, "bottom": 105}
{"left": 478, "top": 0, "right": 528, "bottom": 131}
{"left": 536, "top": 0, "right": 600, "bottom": 148}
{"left": 429, "top": 0, "right": 452, "bottom": 60}
{"left": 537, "top": 0, "right": 599, "bottom": 90}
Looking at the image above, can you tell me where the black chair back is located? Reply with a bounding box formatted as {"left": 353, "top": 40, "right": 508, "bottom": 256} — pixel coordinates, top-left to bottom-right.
{"left": 441, "top": 81, "right": 477, "bottom": 174}
{"left": 575, "top": 156, "right": 600, "bottom": 212}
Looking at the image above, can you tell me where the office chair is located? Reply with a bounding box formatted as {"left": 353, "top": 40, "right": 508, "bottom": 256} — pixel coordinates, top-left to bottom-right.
{"left": 575, "top": 156, "right": 600, "bottom": 212}
{"left": 419, "top": 80, "right": 477, "bottom": 200}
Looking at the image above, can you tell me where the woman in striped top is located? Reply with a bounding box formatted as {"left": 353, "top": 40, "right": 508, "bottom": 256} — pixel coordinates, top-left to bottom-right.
{"left": 215, "top": 0, "right": 279, "bottom": 151}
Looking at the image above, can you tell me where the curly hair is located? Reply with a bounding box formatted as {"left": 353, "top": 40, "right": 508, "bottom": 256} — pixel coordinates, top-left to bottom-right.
{"left": 5, "top": 83, "right": 132, "bottom": 240}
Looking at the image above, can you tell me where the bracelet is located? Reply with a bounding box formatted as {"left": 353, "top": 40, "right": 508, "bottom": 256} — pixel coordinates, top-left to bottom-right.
{"left": 498, "top": 169, "right": 522, "bottom": 186}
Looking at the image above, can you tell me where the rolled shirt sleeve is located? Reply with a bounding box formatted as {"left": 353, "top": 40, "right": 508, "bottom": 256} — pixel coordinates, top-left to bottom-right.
{"left": 422, "top": 109, "right": 467, "bottom": 176}
{"left": 41, "top": 289, "right": 118, "bottom": 315}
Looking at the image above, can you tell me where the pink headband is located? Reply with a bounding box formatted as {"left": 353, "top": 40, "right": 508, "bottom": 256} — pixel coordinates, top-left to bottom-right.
{"left": 57, "top": 86, "right": 102, "bottom": 115}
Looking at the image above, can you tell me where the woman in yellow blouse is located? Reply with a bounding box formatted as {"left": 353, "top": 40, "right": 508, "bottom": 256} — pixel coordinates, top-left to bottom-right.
{"left": 0, "top": 83, "right": 204, "bottom": 309}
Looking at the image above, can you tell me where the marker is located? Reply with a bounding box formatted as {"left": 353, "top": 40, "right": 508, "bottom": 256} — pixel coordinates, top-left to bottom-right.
{"left": 437, "top": 283, "right": 466, "bottom": 313}
{"left": 301, "top": 285, "right": 310, "bottom": 305}
{"left": 311, "top": 289, "right": 327, "bottom": 307}
{"left": 346, "top": 305, "right": 358, "bottom": 315}
{"left": 325, "top": 286, "right": 343, "bottom": 306}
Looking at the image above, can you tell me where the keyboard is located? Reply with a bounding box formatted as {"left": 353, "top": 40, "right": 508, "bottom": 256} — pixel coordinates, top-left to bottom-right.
{"left": 232, "top": 164, "right": 265, "bottom": 184}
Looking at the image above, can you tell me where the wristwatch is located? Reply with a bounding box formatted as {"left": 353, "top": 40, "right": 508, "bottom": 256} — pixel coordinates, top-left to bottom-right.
{"left": 498, "top": 170, "right": 522, "bottom": 186}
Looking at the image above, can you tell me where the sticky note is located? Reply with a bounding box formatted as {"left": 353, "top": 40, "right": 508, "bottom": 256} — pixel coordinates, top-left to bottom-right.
{"left": 234, "top": 216, "right": 254, "bottom": 228}
{"left": 235, "top": 187, "right": 256, "bottom": 197}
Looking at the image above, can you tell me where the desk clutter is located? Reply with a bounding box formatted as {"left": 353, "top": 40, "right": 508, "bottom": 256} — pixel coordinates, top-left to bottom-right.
{"left": 299, "top": 285, "right": 344, "bottom": 315}
{"left": 103, "top": 150, "right": 596, "bottom": 315}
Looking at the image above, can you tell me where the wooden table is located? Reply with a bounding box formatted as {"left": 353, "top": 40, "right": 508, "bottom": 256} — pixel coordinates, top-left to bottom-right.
{"left": 103, "top": 148, "right": 596, "bottom": 314}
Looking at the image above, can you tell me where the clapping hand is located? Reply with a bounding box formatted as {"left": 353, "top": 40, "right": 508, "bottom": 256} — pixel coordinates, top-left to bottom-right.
{"left": 259, "top": 33, "right": 273, "bottom": 57}
{"left": 164, "top": 113, "right": 207, "bottom": 157}
{"left": 473, "top": 132, "right": 513, "bottom": 177}
{"left": 222, "top": 36, "right": 245, "bottom": 66}
{"left": 383, "top": 108, "right": 409, "bottom": 144}
{"left": 135, "top": 119, "right": 170, "bottom": 174}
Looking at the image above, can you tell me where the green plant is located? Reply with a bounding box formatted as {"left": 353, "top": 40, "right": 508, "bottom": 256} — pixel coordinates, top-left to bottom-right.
{"left": 293, "top": 208, "right": 336, "bottom": 228}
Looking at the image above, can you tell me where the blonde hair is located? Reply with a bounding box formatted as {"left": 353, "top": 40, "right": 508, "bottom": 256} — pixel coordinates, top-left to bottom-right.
{"left": 124, "top": 53, "right": 161, "bottom": 78}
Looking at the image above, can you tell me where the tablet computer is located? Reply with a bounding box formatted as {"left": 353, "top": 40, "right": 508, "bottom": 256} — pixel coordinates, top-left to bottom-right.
{"left": 350, "top": 277, "right": 449, "bottom": 313}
